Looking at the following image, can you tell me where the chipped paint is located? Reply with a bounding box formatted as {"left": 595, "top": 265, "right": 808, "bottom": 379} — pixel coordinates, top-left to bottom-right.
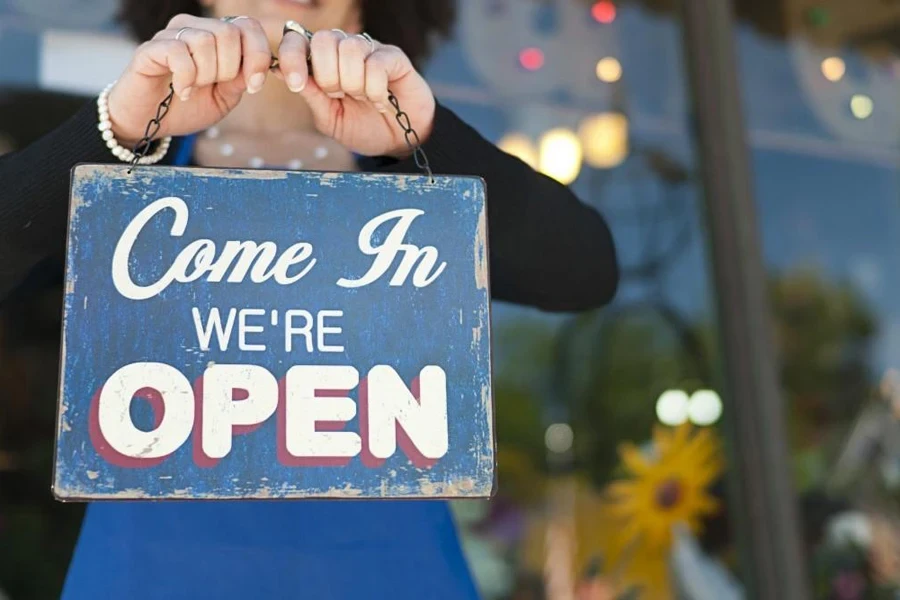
{"left": 70, "top": 188, "right": 87, "bottom": 211}
{"left": 474, "top": 207, "right": 488, "bottom": 290}
{"left": 318, "top": 172, "right": 343, "bottom": 187}
{"left": 55, "top": 165, "right": 495, "bottom": 501}
{"left": 54, "top": 476, "right": 493, "bottom": 501}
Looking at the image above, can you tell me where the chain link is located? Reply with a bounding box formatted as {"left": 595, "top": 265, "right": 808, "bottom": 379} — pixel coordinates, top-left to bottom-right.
{"left": 388, "top": 92, "right": 433, "bottom": 182}
{"left": 127, "top": 83, "right": 176, "bottom": 174}
{"left": 128, "top": 79, "right": 434, "bottom": 182}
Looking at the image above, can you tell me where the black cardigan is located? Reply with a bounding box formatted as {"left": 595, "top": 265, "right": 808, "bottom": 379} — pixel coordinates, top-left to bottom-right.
{"left": 0, "top": 98, "right": 618, "bottom": 311}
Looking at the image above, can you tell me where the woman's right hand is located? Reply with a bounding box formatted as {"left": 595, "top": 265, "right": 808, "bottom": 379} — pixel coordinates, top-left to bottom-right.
{"left": 107, "top": 14, "right": 273, "bottom": 144}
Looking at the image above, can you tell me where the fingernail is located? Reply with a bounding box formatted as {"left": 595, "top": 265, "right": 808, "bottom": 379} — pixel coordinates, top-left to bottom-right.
{"left": 328, "top": 91, "right": 345, "bottom": 99}
{"left": 248, "top": 73, "right": 265, "bottom": 94}
{"left": 374, "top": 102, "right": 387, "bottom": 113}
{"left": 180, "top": 87, "right": 192, "bottom": 101}
{"left": 288, "top": 73, "right": 306, "bottom": 92}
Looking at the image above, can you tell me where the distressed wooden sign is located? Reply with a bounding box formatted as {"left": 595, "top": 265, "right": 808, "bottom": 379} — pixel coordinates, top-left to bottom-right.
{"left": 53, "top": 165, "right": 494, "bottom": 501}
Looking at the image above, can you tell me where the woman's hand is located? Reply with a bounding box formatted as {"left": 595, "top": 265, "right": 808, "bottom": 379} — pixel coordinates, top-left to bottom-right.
{"left": 107, "top": 14, "right": 272, "bottom": 144}
{"left": 105, "top": 15, "right": 436, "bottom": 159}
{"left": 277, "top": 29, "right": 436, "bottom": 159}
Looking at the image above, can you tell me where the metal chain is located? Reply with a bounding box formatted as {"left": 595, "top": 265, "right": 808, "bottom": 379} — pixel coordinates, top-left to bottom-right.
{"left": 127, "top": 83, "right": 176, "bottom": 174}
{"left": 388, "top": 91, "right": 433, "bottom": 182}
{"left": 128, "top": 81, "right": 434, "bottom": 182}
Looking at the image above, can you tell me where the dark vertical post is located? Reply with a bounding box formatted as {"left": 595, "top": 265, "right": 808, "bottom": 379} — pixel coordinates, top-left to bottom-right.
{"left": 676, "top": 0, "right": 811, "bottom": 599}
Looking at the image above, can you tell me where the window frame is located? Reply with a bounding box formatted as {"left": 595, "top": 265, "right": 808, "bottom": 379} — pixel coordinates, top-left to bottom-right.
{"left": 677, "top": 0, "right": 812, "bottom": 597}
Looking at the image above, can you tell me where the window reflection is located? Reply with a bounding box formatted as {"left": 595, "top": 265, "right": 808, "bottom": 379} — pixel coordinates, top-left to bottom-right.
{"left": 436, "top": 1, "right": 739, "bottom": 598}
{"left": 731, "top": 0, "right": 900, "bottom": 597}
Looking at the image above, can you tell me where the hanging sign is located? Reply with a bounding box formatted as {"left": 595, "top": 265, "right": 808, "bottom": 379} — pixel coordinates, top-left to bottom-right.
{"left": 53, "top": 165, "right": 495, "bottom": 500}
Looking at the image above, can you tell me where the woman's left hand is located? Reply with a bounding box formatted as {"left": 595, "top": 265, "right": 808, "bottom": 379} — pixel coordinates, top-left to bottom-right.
{"left": 277, "top": 28, "right": 436, "bottom": 159}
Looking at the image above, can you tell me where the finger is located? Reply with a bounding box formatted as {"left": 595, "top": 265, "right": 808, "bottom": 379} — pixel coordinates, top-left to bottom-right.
{"left": 366, "top": 46, "right": 411, "bottom": 113}
{"left": 310, "top": 30, "right": 344, "bottom": 98}
{"left": 165, "top": 15, "right": 242, "bottom": 86}
{"left": 368, "top": 44, "right": 415, "bottom": 84}
{"left": 278, "top": 29, "right": 310, "bottom": 92}
{"left": 136, "top": 39, "right": 197, "bottom": 100}
{"left": 364, "top": 61, "right": 388, "bottom": 113}
{"left": 297, "top": 77, "right": 334, "bottom": 120}
{"left": 157, "top": 27, "right": 218, "bottom": 88}
{"left": 232, "top": 17, "right": 272, "bottom": 93}
{"left": 212, "top": 22, "right": 244, "bottom": 84}
{"left": 338, "top": 35, "right": 371, "bottom": 100}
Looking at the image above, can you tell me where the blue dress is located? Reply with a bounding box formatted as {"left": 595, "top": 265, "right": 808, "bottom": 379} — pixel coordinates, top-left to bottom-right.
{"left": 61, "top": 136, "right": 481, "bottom": 600}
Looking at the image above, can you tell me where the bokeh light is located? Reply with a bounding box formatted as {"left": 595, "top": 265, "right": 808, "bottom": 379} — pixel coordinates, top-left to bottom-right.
{"left": 850, "top": 94, "right": 874, "bottom": 119}
{"left": 656, "top": 390, "right": 690, "bottom": 426}
{"left": 544, "top": 423, "right": 574, "bottom": 453}
{"left": 687, "top": 390, "right": 723, "bottom": 426}
{"left": 596, "top": 57, "right": 622, "bottom": 83}
{"left": 498, "top": 133, "right": 539, "bottom": 170}
{"left": 820, "top": 57, "right": 845, "bottom": 82}
{"left": 578, "top": 113, "right": 629, "bottom": 169}
{"left": 539, "top": 128, "right": 583, "bottom": 184}
{"left": 519, "top": 47, "right": 545, "bottom": 71}
{"left": 591, "top": 1, "right": 616, "bottom": 24}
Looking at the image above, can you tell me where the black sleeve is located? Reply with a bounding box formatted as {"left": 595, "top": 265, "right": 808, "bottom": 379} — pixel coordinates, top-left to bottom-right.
{"left": 0, "top": 99, "right": 620, "bottom": 312}
{"left": 0, "top": 99, "right": 114, "bottom": 300}
{"left": 364, "top": 102, "right": 620, "bottom": 312}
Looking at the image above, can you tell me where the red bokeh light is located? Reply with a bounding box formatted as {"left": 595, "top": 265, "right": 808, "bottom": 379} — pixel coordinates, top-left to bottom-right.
{"left": 592, "top": 1, "right": 616, "bottom": 23}
{"left": 519, "top": 48, "right": 545, "bottom": 71}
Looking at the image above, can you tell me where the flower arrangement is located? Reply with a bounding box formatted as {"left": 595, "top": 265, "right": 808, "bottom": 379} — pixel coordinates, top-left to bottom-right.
{"left": 596, "top": 423, "right": 725, "bottom": 598}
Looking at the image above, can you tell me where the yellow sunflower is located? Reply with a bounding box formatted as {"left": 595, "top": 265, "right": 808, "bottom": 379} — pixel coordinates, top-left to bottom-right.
{"left": 600, "top": 423, "right": 725, "bottom": 597}
{"left": 517, "top": 425, "right": 725, "bottom": 599}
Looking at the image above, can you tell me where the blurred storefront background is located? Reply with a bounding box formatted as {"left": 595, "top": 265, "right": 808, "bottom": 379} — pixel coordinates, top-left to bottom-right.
{"left": 2, "top": 0, "right": 900, "bottom": 599}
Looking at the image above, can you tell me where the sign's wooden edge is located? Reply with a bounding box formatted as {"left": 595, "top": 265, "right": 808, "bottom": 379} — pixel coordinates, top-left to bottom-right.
{"left": 479, "top": 179, "right": 499, "bottom": 503}
{"left": 52, "top": 162, "right": 498, "bottom": 502}
{"left": 51, "top": 163, "right": 84, "bottom": 501}
{"left": 54, "top": 493, "right": 496, "bottom": 503}
{"left": 68, "top": 162, "right": 488, "bottom": 188}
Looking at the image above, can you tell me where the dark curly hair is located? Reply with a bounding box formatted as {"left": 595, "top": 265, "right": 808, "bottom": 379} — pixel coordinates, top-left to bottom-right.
{"left": 118, "top": 0, "right": 456, "bottom": 67}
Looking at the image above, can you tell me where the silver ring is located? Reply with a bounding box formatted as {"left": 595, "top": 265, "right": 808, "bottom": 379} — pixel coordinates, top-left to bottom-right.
{"left": 283, "top": 20, "right": 313, "bottom": 42}
{"left": 222, "top": 16, "right": 248, "bottom": 24}
{"left": 175, "top": 27, "right": 191, "bottom": 41}
{"left": 360, "top": 32, "right": 376, "bottom": 54}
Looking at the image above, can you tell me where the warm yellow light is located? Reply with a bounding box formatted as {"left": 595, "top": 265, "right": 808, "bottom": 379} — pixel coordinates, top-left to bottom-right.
{"left": 595, "top": 57, "right": 622, "bottom": 83}
{"left": 820, "top": 56, "right": 845, "bottom": 82}
{"left": 539, "top": 128, "right": 583, "bottom": 185}
{"left": 578, "top": 113, "right": 629, "bottom": 169}
{"left": 498, "top": 133, "right": 538, "bottom": 169}
{"left": 850, "top": 94, "right": 874, "bottom": 119}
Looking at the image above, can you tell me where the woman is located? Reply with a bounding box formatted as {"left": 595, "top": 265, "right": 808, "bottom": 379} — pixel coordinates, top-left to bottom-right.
{"left": 0, "top": 0, "right": 619, "bottom": 598}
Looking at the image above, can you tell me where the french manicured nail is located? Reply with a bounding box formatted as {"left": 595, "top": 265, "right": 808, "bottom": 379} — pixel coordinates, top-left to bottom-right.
{"left": 374, "top": 102, "right": 387, "bottom": 113}
{"left": 328, "top": 91, "right": 345, "bottom": 99}
{"left": 248, "top": 72, "right": 266, "bottom": 94}
{"left": 287, "top": 73, "right": 306, "bottom": 92}
{"left": 180, "top": 87, "right": 192, "bottom": 101}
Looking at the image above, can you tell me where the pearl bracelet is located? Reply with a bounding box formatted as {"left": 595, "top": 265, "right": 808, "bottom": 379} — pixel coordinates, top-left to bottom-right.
{"left": 97, "top": 82, "right": 172, "bottom": 165}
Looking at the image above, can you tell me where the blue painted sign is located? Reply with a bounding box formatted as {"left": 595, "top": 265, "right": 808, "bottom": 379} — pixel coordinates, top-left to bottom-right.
{"left": 53, "top": 165, "right": 494, "bottom": 500}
